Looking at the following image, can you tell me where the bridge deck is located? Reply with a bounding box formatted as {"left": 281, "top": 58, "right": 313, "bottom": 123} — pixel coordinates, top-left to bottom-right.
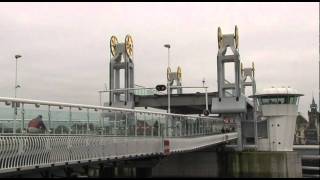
{"left": 134, "top": 92, "right": 254, "bottom": 114}
{"left": 135, "top": 92, "right": 218, "bottom": 114}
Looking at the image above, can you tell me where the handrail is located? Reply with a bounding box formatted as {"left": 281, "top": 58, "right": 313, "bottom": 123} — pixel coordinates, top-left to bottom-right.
{"left": 0, "top": 97, "right": 220, "bottom": 120}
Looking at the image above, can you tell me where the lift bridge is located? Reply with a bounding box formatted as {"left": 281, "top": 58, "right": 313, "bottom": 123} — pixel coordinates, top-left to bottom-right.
{"left": 0, "top": 26, "right": 258, "bottom": 176}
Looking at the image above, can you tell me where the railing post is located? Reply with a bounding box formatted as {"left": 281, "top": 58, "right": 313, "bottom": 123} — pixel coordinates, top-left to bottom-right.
{"left": 185, "top": 118, "right": 187, "bottom": 136}
{"left": 191, "top": 118, "right": 194, "bottom": 136}
{"left": 205, "top": 119, "right": 207, "bottom": 135}
{"left": 151, "top": 114, "right": 154, "bottom": 137}
{"left": 99, "top": 109, "right": 103, "bottom": 135}
{"left": 48, "top": 105, "right": 51, "bottom": 134}
{"left": 200, "top": 118, "right": 202, "bottom": 136}
{"left": 202, "top": 118, "right": 204, "bottom": 135}
{"left": 125, "top": 112, "right": 128, "bottom": 136}
{"left": 158, "top": 116, "right": 160, "bottom": 137}
{"left": 196, "top": 118, "right": 199, "bottom": 136}
{"left": 21, "top": 103, "right": 25, "bottom": 134}
{"left": 143, "top": 113, "right": 146, "bottom": 137}
{"left": 165, "top": 114, "right": 168, "bottom": 137}
{"left": 205, "top": 87, "right": 208, "bottom": 111}
{"left": 100, "top": 111, "right": 104, "bottom": 135}
{"left": 13, "top": 102, "right": 17, "bottom": 134}
{"left": 185, "top": 118, "right": 188, "bottom": 137}
{"left": 134, "top": 112, "right": 137, "bottom": 136}
{"left": 87, "top": 108, "right": 90, "bottom": 134}
{"left": 179, "top": 116, "right": 182, "bottom": 137}
{"left": 69, "top": 106, "right": 72, "bottom": 134}
{"left": 114, "top": 111, "right": 117, "bottom": 136}
{"left": 188, "top": 119, "right": 190, "bottom": 136}
{"left": 171, "top": 116, "right": 177, "bottom": 137}
{"left": 204, "top": 119, "right": 206, "bottom": 135}
{"left": 183, "top": 117, "right": 185, "bottom": 136}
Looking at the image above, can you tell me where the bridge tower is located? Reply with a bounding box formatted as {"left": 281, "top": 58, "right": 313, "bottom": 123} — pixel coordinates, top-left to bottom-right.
{"left": 216, "top": 25, "right": 241, "bottom": 99}
{"left": 211, "top": 26, "right": 247, "bottom": 151}
{"left": 109, "top": 35, "right": 134, "bottom": 109}
{"left": 167, "top": 66, "right": 183, "bottom": 94}
{"left": 240, "top": 62, "right": 258, "bottom": 146}
{"left": 240, "top": 62, "right": 256, "bottom": 96}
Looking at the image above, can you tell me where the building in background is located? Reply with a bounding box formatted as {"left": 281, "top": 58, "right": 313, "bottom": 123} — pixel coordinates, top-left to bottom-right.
{"left": 304, "top": 97, "right": 320, "bottom": 144}
{"left": 294, "top": 113, "right": 308, "bottom": 145}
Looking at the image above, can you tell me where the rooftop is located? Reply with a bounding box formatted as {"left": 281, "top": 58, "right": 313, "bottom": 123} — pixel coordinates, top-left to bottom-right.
{"left": 250, "top": 86, "right": 304, "bottom": 97}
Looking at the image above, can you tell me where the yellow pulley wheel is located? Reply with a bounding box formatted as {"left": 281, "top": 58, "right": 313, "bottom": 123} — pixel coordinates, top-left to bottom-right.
{"left": 177, "top": 66, "right": 182, "bottom": 80}
{"left": 217, "top": 27, "right": 223, "bottom": 49}
{"left": 125, "top": 34, "right": 133, "bottom": 59}
{"left": 110, "top": 35, "right": 118, "bottom": 57}
{"left": 234, "top": 25, "right": 239, "bottom": 49}
{"left": 167, "top": 67, "right": 171, "bottom": 81}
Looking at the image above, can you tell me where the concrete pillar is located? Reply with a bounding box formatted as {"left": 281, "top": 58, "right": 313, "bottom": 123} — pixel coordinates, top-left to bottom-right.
{"left": 136, "top": 167, "right": 152, "bottom": 178}
{"left": 218, "top": 151, "right": 302, "bottom": 178}
{"left": 152, "top": 151, "right": 220, "bottom": 177}
{"left": 99, "top": 166, "right": 114, "bottom": 178}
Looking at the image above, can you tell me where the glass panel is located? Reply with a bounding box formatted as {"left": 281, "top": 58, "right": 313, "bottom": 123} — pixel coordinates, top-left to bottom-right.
{"left": 259, "top": 96, "right": 299, "bottom": 105}
{"left": 277, "top": 96, "right": 285, "bottom": 104}
{"left": 261, "top": 96, "right": 278, "bottom": 105}
{"left": 261, "top": 97, "right": 269, "bottom": 104}
{"left": 101, "top": 110, "right": 113, "bottom": 135}
{"left": 24, "top": 104, "right": 48, "bottom": 134}
{"left": 289, "top": 96, "right": 297, "bottom": 104}
{"left": 136, "top": 112, "right": 144, "bottom": 136}
{"left": 0, "top": 101, "right": 15, "bottom": 133}
{"left": 88, "top": 109, "right": 101, "bottom": 135}
{"left": 50, "top": 106, "right": 69, "bottom": 134}
{"left": 127, "top": 112, "right": 135, "bottom": 136}
{"left": 258, "top": 120, "right": 268, "bottom": 138}
{"left": 117, "top": 111, "right": 127, "bottom": 136}
{"left": 152, "top": 115, "right": 160, "bottom": 137}
{"left": 145, "top": 113, "right": 152, "bottom": 136}
{"left": 181, "top": 116, "right": 187, "bottom": 136}
{"left": 70, "top": 108, "right": 88, "bottom": 134}
{"left": 159, "top": 114, "right": 166, "bottom": 137}
{"left": 172, "top": 115, "right": 179, "bottom": 137}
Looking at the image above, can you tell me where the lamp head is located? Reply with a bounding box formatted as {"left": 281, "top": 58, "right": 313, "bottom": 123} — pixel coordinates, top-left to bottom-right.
{"left": 15, "top": 55, "right": 22, "bottom": 59}
{"left": 164, "top": 44, "right": 170, "bottom": 49}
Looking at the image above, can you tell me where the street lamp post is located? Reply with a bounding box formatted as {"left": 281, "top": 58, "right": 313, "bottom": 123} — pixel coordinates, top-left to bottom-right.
{"left": 202, "top": 78, "right": 208, "bottom": 111}
{"left": 14, "top": 55, "right": 22, "bottom": 98}
{"left": 164, "top": 44, "right": 171, "bottom": 137}
{"left": 164, "top": 44, "right": 171, "bottom": 113}
{"left": 13, "top": 54, "right": 22, "bottom": 134}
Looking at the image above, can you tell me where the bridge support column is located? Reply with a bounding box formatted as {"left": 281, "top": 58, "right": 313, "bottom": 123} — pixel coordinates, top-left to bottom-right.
{"left": 152, "top": 150, "right": 220, "bottom": 177}
{"left": 99, "top": 165, "right": 114, "bottom": 178}
{"left": 219, "top": 151, "right": 302, "bottom": 178}
{"left": 136, "top": 167, "right": 152, "bottom": 178}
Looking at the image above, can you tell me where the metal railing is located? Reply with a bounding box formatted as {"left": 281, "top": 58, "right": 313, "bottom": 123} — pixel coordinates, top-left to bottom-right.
{"left": 0, "top": 134, "right": 162, "bottom": 172}
{"left": 0, "top": 96, "right": 236, "bottom": 173}
{"left": 0, "top": 97, "right": 229, "bottom": 137}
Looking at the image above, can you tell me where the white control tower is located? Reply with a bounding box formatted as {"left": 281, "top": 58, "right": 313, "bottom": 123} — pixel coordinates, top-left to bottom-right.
{"left": 251, "top": 87, "right": 303, "bottom": 151}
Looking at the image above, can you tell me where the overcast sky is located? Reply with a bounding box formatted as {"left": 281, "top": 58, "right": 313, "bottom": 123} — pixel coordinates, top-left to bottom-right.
{"left": 0, "top": 2, "right": 318, "bottom": 118}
